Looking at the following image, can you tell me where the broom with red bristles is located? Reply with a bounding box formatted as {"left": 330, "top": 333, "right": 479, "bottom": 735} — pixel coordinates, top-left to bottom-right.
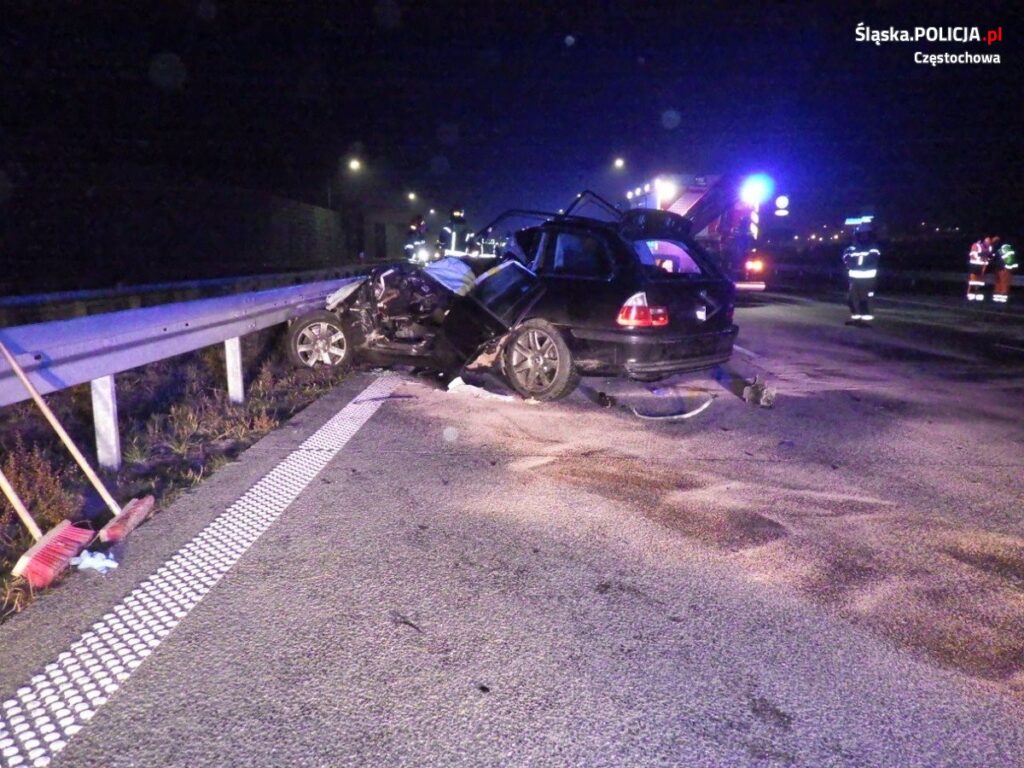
{"left": 1, "top": 466, "right": 92, "bottom": 589}
{"left": 0, "top": 340, "right": 154, "bottom": 546}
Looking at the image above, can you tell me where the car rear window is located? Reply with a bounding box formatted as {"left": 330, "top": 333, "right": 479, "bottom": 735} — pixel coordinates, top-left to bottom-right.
{"left": 630, "top": 239, "right": 714, "bottom": 277}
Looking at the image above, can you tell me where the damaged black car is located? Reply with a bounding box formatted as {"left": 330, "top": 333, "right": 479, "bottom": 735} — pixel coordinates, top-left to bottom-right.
{"left": 287, "top": 191, "right": 739, "bottom": 401}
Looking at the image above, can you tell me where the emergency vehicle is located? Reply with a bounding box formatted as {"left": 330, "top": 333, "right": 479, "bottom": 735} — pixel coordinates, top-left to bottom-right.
{"left": 624, "top": 173, "right": 782, "bottom": 291}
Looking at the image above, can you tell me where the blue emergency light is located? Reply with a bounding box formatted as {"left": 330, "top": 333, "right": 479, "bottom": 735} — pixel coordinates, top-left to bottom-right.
{"left": 740, "top": 174, "right": 774, "bottom": 207}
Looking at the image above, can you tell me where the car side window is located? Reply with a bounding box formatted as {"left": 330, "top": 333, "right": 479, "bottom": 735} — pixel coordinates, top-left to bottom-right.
{"left": 538, "top": 231, "right": 613, "bottom": 279}
{"left": 511, "top": 229, "right": 542, "bottom": 266}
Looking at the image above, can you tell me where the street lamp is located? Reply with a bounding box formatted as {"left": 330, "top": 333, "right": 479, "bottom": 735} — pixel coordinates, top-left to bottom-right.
{"left": 613, "top": 157, "right": 625, "bottom": 170}
{"left": 407, "top": 192, "right": 417, "bottom": 201}
{"left": 347, "top": 158, "right": 362, "bottom": 172}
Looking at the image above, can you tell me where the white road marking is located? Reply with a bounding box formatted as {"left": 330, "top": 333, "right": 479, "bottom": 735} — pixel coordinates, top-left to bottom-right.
{"left": 733, "top": 344, "right": 759, "bottom": 359}
{"left": 0, "top": 375, "right": 397, "bottom": 768}
{"left": 993, "top": 343, "right": 1024, "bottom": 354}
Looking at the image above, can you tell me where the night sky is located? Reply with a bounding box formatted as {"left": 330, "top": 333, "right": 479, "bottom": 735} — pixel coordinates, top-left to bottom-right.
{"left": 2, "top": 1, "right": 1020, "bottom": 234}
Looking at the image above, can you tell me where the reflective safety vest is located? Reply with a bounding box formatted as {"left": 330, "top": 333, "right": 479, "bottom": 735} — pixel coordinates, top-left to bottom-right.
{"left": 997, "top": 243, "right": 1017, "bottom": 271}
{"left": 404, "top": 237, "right": 429, "bottom": 261}
{"left": 969, "top": 240, "right": 992, "bottom": 268}
{"left": 842, "top": 245, "right": 880, "bottom": 279}
{"left": 441, "top": 222, "right": 469, "bottom": 256}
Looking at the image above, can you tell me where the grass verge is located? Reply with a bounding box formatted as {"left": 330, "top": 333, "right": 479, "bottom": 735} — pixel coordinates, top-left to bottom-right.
{"left": 0, "top": 327, "right": 345, "bottom": 619}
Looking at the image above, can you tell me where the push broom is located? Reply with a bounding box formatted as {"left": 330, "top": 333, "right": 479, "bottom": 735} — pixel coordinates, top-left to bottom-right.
{"left": 0, "top": 340, "right": 153, "bottom": 545}
{"left": 1, "top": 465, "right": 92, "bottom": 589}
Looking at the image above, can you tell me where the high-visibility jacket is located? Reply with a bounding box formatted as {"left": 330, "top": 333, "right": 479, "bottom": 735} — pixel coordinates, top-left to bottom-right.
{"left": 842, "top": 245, "right": 880, "bottom": 279}
{"left": 440, "top": 222, "right": 469, "bottom": 256}
{"left": 404, "top": 236, "right": 428, "bottom": 261}
{"left": 969, "top": 240, "right": 992, "bottom": 268}
{"left": 996, "top": 243, "right": 1017, "bottom": 271}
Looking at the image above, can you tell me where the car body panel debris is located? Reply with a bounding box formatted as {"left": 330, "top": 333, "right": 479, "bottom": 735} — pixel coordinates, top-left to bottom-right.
{"left": 629, "top": 393, "right": 715, "bottom": 420}
{"left": 742, "top": 376, "right": 777, "bottom": 407}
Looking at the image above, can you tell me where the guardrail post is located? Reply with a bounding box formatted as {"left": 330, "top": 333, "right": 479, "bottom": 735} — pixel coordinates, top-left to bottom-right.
{"left": 90, "top": 375, "right": 122, "bottom": 470}
{"left": 225, "top": 337, "right": 244, "bottom": 404}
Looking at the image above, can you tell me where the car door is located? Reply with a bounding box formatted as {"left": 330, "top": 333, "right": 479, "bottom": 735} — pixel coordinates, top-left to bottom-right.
{"left": 531, "top": 226, "right": 629, "bottom": 331}
{"left": 439, "top": 258, "right": 544, "bottom": 361}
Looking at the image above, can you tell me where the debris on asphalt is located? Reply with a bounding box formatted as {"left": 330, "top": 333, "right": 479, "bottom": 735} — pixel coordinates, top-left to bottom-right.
{"left": 71, "top": 550, "right": 119, "bottom": 574}
{"left": 742, "top": 376, "right": 777, "bottom": 408}
{"left": 446, "top": 376, "right": 515, "bottom": 402}
{"left": 630, "top": 393, "right": 715, "bottom": 421}
{"left": 577, "top": 386, "right": 617, "bottom": 408}
{"left": 353, "top": 393, "right": 417, "bottom": 404}
{"left": 388, "top": 609, "right": 423, "bottom": 633}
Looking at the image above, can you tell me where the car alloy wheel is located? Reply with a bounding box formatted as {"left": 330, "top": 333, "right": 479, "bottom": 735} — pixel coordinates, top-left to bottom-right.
{"left": 509, "top": 328, "right": 561, "bottom": 393}
{"left": 295, "top": 319, "right": 347, "bottom": 367}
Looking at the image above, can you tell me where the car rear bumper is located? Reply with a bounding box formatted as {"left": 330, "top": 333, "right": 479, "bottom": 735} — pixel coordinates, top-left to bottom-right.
{"left": 567, "top": 325, "right": 738, "bottom": 377}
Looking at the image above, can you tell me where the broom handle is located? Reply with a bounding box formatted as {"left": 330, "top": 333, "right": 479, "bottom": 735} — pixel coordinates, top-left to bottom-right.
{"left": 0, "top": 466, "right": 43, "bottom": 541}
{"left": 0, "top": 340, "right": 122, "bottom": 517}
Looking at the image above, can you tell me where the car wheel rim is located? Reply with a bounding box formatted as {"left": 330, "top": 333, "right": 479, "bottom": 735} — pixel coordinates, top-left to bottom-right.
{"left": 296, "top": 321, "right": 346, "bottom": 367}
{"left": 510, "top": 329, "right": 559, "bottom": 392}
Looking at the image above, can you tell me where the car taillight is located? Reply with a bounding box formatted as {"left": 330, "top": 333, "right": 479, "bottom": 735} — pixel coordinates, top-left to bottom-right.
{"left": 745, "top": 258, "right": 764, "bottom": 273}
{"left": 617, "top": 292, "right": 669, "bottom": 328}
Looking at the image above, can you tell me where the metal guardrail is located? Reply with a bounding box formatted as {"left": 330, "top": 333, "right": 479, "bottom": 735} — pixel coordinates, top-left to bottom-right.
{"left": 0, "top": 278, "right": 360, "bottom": 470}
{"left": 0, "top": 263, "right": 392, "bottom": 328}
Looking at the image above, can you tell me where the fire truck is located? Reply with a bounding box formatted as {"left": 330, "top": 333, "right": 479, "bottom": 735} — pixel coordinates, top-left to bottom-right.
{"left": 624, "top": 173, "right": 785, "bottom": 291}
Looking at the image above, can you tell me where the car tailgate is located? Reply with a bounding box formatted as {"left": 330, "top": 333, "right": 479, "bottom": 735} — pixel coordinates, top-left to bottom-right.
{"left": 644, "top": 278, "right": 735, "bottom": 333}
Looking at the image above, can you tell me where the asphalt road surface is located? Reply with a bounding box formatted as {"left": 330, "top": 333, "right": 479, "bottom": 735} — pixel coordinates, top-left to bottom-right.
{"left": 1, "top": 292, "right": 1023, "bottom": 767}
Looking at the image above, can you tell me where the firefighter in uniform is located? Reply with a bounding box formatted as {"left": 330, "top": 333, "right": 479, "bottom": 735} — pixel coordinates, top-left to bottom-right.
{"left": 842, "top": 230, "right": 880, "bottom": 325}
{"left": 992, "top": 242, "right": 1017, "bottom": 305}
{"left": 403, "top": 215, "right": 429, "bottom": 263}
{"left": 440, "top": 207, "right": 469, "bottom": 257}
{"left": 967, "top": 236, "right": 995, "bottom": 301}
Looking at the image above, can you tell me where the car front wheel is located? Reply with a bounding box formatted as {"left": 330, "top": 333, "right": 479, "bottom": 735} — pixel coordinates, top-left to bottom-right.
{"left": 287, "top": 310, "right": 352, "bottom": 369}
{"left": 502, "top": 319, "right": 580, "bottom": 401}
